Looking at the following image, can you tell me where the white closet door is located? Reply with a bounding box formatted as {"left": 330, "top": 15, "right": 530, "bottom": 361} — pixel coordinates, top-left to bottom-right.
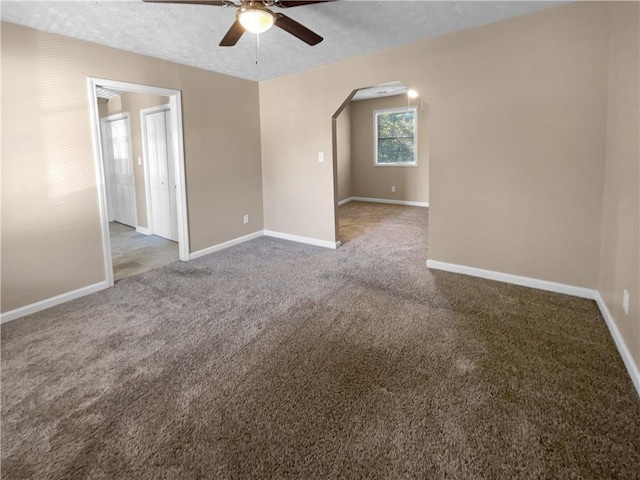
{"left": 146, "top": 110, "right": 178, "bottom": 241}
{"left": 164, "top": 110, "right": 179, "bottom": 241}
{"left": 102, "top": 116, "right": 136, "bottom": 227}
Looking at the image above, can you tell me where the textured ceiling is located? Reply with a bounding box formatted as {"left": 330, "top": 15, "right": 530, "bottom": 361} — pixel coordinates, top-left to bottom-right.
{"left": 1, "top": 0, "right": 565, "bottom": 82}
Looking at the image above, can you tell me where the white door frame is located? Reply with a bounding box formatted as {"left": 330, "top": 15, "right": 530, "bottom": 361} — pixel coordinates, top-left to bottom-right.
{"left": 139, "top": 103, "right": 171, "bottom": 238}
{"left": 100, "top": 112, "right": 138, "bottom": 227}
{"left": 87, "top": 77, "right": 190, "bottom": 288}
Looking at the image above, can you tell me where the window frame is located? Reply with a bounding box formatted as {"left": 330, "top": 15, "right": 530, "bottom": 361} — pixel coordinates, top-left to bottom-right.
{"left": 373, "top": 106, "right": 418, "bottom": 167}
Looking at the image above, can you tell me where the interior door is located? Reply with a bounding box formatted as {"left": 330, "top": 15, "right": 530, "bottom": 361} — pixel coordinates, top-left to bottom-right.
{"left": 101, "top": 115, "right": 136, "bottom": 227}
{"left": 145, "top": 108, "right": 178, "bottom": 242}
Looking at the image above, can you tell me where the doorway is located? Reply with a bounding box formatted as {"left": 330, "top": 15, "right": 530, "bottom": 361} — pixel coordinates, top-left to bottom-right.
{"left": 89, "top": 78, "right": 189, "bottom": 286}
{"left": 332, "top": 81, "right": 429, "bottom": 245}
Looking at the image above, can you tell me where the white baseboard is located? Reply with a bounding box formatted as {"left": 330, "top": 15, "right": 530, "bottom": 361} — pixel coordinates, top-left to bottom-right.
{"left": 343, "top": 196, "right": 428, "bottom": 208}
{"left": 3, "top": 229, "right": 338, "bottom": 324}
{"left": 264, "top": 230, "right": 340, "bottom": 249}
{"left": 0, "top": 281, "right": 109, "bottom": 324}
{"left": 426, "top": 259, "right": 640, "bottom": 398}
{"left": 191, "top": 230, "right": 340, "bottom": 259}
{"left": 136, "top": 226, "right": 151, "bottom": 235}
{"left": 425, "top": 260, "right": 596, "bottom": 299}
{"left": 594, "top": 292, "right": 640, "bottom": 398}
{"left": 189, "top": 231, "right": 264, "bottom": 260}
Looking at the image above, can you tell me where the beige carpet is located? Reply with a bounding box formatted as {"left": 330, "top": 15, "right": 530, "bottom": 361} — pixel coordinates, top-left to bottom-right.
{"left": 2, "top": 202, "right": 639, "bottom": 479}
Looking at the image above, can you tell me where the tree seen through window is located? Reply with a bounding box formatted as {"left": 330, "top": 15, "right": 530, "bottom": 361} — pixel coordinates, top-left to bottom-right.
{"left": 375, "top": 107, "right": 417, "bottom": 165}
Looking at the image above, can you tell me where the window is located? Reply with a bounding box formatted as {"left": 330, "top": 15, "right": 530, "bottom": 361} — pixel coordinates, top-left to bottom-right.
{"left": 374, "top": 106, "right": 418, "bottom": 166}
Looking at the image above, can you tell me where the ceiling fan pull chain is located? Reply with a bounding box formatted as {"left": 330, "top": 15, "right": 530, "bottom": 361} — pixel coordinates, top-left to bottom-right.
{"left": 255, "top": 32, "right": 259, "bottom": 65}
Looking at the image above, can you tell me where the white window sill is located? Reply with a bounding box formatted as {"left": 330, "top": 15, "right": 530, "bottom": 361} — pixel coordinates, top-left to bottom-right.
{"left": 374, "top": 163, "right": 418, "bottom": 168}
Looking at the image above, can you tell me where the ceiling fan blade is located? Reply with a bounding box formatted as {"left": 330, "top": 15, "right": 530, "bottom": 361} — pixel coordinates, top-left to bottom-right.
{"left": 219, "top": 20, "right": 245, "bottom": 46}
{"left": 275, "top": 1, "right": 335, "bottom": 7}
{"left": 274, "top": 13, "right": 323, "bottom": 45}
{"left": 143, "top": 0, "right": 229, "bottom": 6}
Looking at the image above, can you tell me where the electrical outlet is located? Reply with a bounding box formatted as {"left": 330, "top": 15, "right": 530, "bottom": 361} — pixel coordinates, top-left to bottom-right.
{"left": 391, "top": 185, "right": 396, "bottom": 193}
{"left": 243, "top": 214, "right": 249, "bottom": 225}
{"left": 137, "top": 157, "right": 142, "bottom": 166}
{"left": 623, "top": 289, "right": 629, "bottom": 315}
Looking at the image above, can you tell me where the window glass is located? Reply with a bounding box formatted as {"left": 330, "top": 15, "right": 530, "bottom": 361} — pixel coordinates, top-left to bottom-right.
{"left": 374, "top": 107, "right": 417, "bottom": 166}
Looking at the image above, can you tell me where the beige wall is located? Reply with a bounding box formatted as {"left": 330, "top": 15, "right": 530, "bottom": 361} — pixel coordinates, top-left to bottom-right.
{"left": 178, "top": 64, "right": 263, "bottom": 252}
{"left": 350, "top": 95, "right": 428, "bottom": 203}
{"left": 336, "top": 102, "right": 352, "bottom": 202}
{"left": 99, "top": 92, "right": 170, "bottom": 229}
{"left": 1, "top": 22, "right": 263, "bottom": 313}
{"left": 599, "top": 3, "right": 640, "bottom": 367}
{"left": 260, "top": 3, "right": 608, "bottom": 286}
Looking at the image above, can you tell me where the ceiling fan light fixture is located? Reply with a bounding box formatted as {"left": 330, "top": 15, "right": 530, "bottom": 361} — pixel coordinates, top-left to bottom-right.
{"left": 238, "top": 6, "right": 275, "bottom": 34}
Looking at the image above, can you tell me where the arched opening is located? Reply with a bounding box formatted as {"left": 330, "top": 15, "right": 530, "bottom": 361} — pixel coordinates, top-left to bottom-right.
{"left": 332, "top": 81, "right": 429, "bottom": 246}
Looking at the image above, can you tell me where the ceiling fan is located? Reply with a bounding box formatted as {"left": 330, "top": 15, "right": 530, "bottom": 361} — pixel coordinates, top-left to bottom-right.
{"left": 143, "top": 0, "right": 333, "bottom": 47}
